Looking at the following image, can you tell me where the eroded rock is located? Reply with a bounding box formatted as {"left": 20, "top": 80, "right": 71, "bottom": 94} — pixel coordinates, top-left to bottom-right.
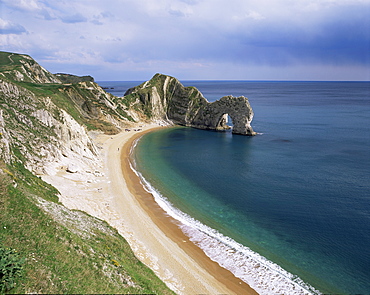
{"left": 125, "top": 73, "right": 256, "bottom": 135}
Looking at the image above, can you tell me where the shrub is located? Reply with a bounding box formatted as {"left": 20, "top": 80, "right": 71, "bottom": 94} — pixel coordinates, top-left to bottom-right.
{"left": 0, "top": 247, "right": 25, "bottom": 293}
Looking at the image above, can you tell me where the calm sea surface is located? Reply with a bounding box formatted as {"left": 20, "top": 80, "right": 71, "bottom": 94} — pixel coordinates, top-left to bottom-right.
{"left": 98, "top": 81, "right": 370, "bottom": 294}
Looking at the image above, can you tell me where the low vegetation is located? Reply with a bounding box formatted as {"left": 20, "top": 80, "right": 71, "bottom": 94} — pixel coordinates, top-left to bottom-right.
{"left": 54, "top": 73, "right": 94, "bottom": 83}
{"left": 0, "top": 51, "right": 174, "bottom": 294}
{"left": 0, "top": 246, "right": 25, "bottom": 293}
{"left": 0, "top": 162, "right": 174, "bottom": 294}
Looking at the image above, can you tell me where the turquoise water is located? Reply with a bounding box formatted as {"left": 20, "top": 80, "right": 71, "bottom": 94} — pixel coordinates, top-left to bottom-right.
{"left": 100, "top": 81, "right": 370, "bottom": 294}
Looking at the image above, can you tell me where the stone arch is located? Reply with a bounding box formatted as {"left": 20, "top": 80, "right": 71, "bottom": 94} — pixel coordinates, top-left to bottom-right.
{"left": 125, "top": 74, "right": 256, "bottom": 135}
{"left": 207, "top": 96, "right": 256, "bottom": 135}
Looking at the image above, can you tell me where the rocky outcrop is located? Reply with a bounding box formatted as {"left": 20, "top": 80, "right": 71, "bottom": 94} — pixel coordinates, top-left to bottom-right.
{"left": 125, "top": 73, "right": 256, "bottom": 135}
{"left": 0, "top": 51, "right": 258, "bottom": 295}
{"left": 0, "top": 51, "right": 140, "bottom": 177}
{"left": 0, "top": 50, "right": 162, "bottom": 180}
{"left": 0, "top": 52, "right": 256, "bottom": 180}
{"left": 0, "top": 109, "right": 11, "bottom": 164}
{"left": 0, "top": 77, "right": 99, "bottom": 175}
{"left": 0, "top": 52, "right": 61, "bottom": 84}
{"left": 125, "top": 74, "right": 206, "bottom": 124}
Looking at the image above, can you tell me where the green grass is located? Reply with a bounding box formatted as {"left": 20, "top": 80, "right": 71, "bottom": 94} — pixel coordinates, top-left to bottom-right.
{"left": 0, "top": 162, "right": 174, "bottom": 294}
{"left": 0, "top": 51, "right": 31, "bottom": 67}
{"left": 9, "top": 81, "right": 123, "bottom": 134}
{"left": 0, "top": 53, "right": 175, "bottom": 293}
{"left": 0, "top": 52, "right": 14, "bottom": 67}
{"left": 15, "top": 82, "right": 63, "bottom": 97}
{"left": 11, "top": 81, "right": 86, "bottom": 126}
{"left": 54, "top": 73, "right": 94, "bottom": 84}
{"left": 0, "top": 51, "right": 26, "bottom": 69}
{"left": 0, "top": 52, "right": 47, "bottom": 83}
{"left": 1, "top": 51, "right": 138, "bottom": 131}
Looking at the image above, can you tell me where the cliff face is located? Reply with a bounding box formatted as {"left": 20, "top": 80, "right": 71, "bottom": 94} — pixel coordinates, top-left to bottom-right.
{"left": 0, "top": 52, "right": 256, "bottom": 293}
{"left": 0, "top": 51, "right": 61, "bottom": 84}
{"left": 0, "top": 52, "right": 256, "bottom": 179}
{"left": 124, "top": 73, "right": 207, "bottom": 124}
{"left": 0, "top": 52, "right": 176, "bottom": 295}
{"left": 125, "top": 73, "right": 256, "bottom": 135}
{"left": 0, "top": 77, "right": 98, "bottom": 175}
{"left": 0, "top": 51, "right": 142, "bottom": 176}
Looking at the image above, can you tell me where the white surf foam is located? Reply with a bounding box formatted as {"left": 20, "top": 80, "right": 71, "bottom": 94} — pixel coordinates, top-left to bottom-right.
{"left": 129, "top": 138, "right": 322, "bottom": 295}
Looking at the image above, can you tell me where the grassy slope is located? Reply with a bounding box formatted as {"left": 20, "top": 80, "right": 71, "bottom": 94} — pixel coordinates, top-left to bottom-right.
{"left": 0, "top": 51, "right": 55, "bottom": 83}
{"left": 0, "top": 163, "right": 174, "bottom": 294}
{"left": 18, "top": 81, "right": 122, "bottom": 134}
{"left": 0, "top": 51, "right": 174, "bottom": 294}
{"left": 0, "top": 51, "right": 135, "bottom": 135}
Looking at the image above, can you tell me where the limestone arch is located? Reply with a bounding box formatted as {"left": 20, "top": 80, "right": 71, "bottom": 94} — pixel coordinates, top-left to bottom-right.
{"left": 208, "top": 96, "right": 256, "bottom": 135}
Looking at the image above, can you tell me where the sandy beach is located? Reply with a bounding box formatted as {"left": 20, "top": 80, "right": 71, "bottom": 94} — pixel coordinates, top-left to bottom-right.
{"left": 43, "top": 123, "right": 258, "bottom": 294}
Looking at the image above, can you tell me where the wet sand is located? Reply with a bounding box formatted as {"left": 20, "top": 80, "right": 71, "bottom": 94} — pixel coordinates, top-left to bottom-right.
{"left": 44, "top": 123, "right": 258, "bottom": 294}
{"left": 117, "top": 126, "right": 258, "bottom": 294}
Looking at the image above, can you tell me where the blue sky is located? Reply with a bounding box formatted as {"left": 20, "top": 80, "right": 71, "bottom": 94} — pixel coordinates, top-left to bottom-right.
{"left": 0, "top": 0, "right": 369, "bottom": 81}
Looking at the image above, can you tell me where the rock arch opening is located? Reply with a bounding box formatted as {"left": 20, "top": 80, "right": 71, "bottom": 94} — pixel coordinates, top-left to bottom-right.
{"left": 216, "top": 113, "right": 233, "bottom": 131}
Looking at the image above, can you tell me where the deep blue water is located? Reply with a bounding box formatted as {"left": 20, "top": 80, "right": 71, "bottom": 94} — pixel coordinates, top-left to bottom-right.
{"left": 98, "top": 81, "right": 144, "bottom": 97}
{"left": 99, "top": 81, "right": 370, "bottom": 294}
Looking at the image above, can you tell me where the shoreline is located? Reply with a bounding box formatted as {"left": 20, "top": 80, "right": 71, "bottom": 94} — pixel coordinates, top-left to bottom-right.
{"left": 119, "top": 126, "right": 258, "bottom": 294}
{"left": 42, "top": 123, "right": 257, "bottom": 294}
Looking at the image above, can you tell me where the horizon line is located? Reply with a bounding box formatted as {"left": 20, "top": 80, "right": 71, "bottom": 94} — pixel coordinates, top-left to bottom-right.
{"left": 96, "top": 79, "right": 370, "bottom": 82}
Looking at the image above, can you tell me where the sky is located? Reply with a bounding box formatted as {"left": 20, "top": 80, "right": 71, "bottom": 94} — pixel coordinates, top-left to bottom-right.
{"left": 0, "top": 0, "right": 369, "bottom": 81}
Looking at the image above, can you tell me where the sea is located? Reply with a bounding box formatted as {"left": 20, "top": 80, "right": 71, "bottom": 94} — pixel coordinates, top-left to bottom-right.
{"left": 98, "top": 80, "right": 370, "bottom": 295}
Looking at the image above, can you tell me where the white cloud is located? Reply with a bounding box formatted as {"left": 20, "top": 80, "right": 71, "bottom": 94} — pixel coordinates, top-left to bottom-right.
{"left": 0, "top": 34, "right": 29, "bottom": 53}
{"left": 0, "top": 18, "right": 27, "bottom": 34}
{"left": 1, "top": 0, "right": 369, "bottom": 80}
{"left": 1, "top": 0, "right": 42, "bottom": 11}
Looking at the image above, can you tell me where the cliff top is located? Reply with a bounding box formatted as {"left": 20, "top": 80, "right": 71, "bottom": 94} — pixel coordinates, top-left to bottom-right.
{"left": 0, "top": 51, "right": 61, "bottom": 84}
{"left": 55, "top": 73, "right": 94, "bottom": 83}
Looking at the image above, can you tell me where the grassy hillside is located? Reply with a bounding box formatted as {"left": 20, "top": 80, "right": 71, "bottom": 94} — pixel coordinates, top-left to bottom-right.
{"left": 0, "top": 162, "right": 174, "bottom": 294}
{"left": 0, "top": 51, "right": 60, "bottom": 84}
{"left": 0, "top": 51, "right": 174, "bottom": 294}
{"left": 55, "top": 73, "right": 94, "bottom": 83}
{"left": 0, "top": 51, "right": 139, "bottom": 135}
